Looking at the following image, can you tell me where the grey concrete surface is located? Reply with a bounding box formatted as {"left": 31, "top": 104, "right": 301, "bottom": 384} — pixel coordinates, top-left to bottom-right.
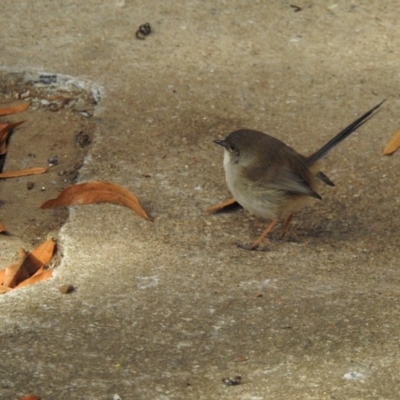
{"left": 1, "top": 1, "right": 400, "bottom": 399}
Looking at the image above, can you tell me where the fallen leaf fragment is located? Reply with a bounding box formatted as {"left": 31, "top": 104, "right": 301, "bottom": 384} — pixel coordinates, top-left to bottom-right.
{"left": 40, "top": 181, "right": 152, "bottom": 221}
{"left": 19, "top": 395, "right": 41, "bottom": 400}
{"left": 0, "top": 101, "right": 30, "bottom": 116}
{"left": 383, "top": 128, "right": 400, "bottom": 155}
{"left": 206, "top": 197, "right": 237, "bottom": 213}
{"left": 0, "top": 220, "right": 5, "bottom": 233}
{"left": 0, "top": 239, "right": 55, "bottom": 293}
{"left": 0, "top": 167, "right": 49, "bottom": 179}
{"left": 0, "top": 249, "right": 26, "bottom": 287}
{"left": 27, "top": 237, "right": 55, "bottom": 270}
{"left": 15, "top": 269, "right": 53, "bottom": 289}
{"left": 3, "top": 261, "right": 30, "bottom": 288}
{"left": 0, "top": 120, "right": 26, "bottom": 154}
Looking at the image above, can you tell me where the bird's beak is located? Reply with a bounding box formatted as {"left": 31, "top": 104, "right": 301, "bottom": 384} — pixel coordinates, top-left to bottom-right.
{"left": 213, "top": 139, "right": 226, "bottom": 148}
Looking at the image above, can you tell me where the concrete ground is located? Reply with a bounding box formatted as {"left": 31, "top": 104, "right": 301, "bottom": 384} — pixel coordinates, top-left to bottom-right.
{"left": 1, "top": 1, "right": 400, "bottom": 399}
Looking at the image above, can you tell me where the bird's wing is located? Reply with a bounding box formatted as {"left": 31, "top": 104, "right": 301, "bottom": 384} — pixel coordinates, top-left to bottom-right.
{"left": 244, "top": 149, "right": 321, "bottom": 199}
{"left": 268, "top": 165, "right": 321, "bottom": 199}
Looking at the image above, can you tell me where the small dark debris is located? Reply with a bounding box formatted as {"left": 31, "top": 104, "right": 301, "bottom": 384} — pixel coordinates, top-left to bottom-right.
{"left": 58, "top": 284, "right": 75, "bottom": 294}
{"left": 28, "top": 153, "right": 36, "bottom": 158}
{"left": 49, "top": 103, "right": 61, "bottom": 112}
{"left": 290, "top": 4, "right": 302, "bottom": 12}
{"left": 142, "top": 174, "right": 152, "bottom": 178}
{"left": 136, "top": 23, "right": 151, "bottom": 40}
{"left": 26, "top": 182, "right": 34, "bottom": 190}
{"left": 48, "top": 155, "right": 58, "bottom": 167}
{"left": 222, "top": 376, "right": 242, "bottom": 386}
{"left": 75, "top": 131, "right": 92, "bottom": 148}
{"left": 38, "top": 74, "right": 57, "bottom": 85}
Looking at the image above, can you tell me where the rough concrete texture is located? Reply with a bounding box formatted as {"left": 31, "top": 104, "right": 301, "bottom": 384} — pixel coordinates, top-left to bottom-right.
{"left": 1, "top": 1, "right": 400, "bottom": 399}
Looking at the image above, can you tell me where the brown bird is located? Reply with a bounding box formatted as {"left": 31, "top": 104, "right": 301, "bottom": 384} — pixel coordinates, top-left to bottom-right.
{"left": 214, "top": 101, "right": 384, "bottom": 249}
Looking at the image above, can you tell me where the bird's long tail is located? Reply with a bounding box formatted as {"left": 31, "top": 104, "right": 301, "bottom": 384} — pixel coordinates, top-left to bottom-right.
{"left": 307, "top": 100, "right": 385, "bottom": 166}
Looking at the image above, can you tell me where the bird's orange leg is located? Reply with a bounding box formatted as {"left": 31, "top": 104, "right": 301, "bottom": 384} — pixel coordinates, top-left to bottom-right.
{"left": 281, "top": 214, "right": 294, "bottom": 238}
{"left": 251, "top": 218, "right": 279, "bottom": 249}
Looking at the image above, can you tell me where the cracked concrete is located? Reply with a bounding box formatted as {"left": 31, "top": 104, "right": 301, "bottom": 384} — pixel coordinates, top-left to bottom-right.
{"left": 1, "top": 1, "right": 400, "bottom": 399}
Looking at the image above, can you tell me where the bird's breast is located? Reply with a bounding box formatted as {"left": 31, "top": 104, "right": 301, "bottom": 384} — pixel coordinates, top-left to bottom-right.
{"left": 223, "top": 153, "right": 283, "bottom": 220}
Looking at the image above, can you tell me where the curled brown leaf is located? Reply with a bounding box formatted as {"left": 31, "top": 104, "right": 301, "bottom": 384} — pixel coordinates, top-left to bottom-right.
{"left": 0, "top": 239, "right": 55, "bottom": 292}
{"left": 383, "top": 128, "right": 400, "bottom": 155}
{"left": 29, "top": 238, "right": 55, "bottom": 264}
{"left": 15, "top": 268, "right": 53, "bottom": 289}
{"left": 0, "top": 120, "right": 26, "bottom": 154}
{"left": 3, "top": 262, "right": 28, "bottom": 288}
{"left": 40, "top": 181, "right": 152, "bottom": 221}
{"left": 0, "top": 167, "right": 49, "bottom": 179}
{"left": 19, "top": 395, "right": 41, "bottom": 400}
{"left": 0, "top": 101, "right": 30, "bottom": 116}
{"left": 206, "top": 198, "right": 237, "bottom": 213}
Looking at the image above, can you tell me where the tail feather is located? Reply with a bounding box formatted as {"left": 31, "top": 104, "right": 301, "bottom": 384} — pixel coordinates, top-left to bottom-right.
{"left": 307, "top": 100, "right": 385, "bottom": 166}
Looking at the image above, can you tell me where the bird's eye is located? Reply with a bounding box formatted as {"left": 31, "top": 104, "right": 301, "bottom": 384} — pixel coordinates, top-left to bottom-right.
{"left": 227, "top": 144, "right": 236, "bottom": 152}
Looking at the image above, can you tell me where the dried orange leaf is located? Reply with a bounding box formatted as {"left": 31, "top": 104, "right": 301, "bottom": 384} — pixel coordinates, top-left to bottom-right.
{"left": 12, "top": 251, "right": 36, "bottom": 286}
{"left": 0, "top": 120, "right": 26, "bottom": 154}
{"left": 27, "top": 238, "right": 56, "bottom": 269}
{"left": 383, "top": 128, "right": 400, "bottom": 155}
{"left": 20, "top": 256, "right": 43, "bottom": 277}
{"left": 0, "top": 220, "right": 5, "bottom": 233}
{"left": 40, "top": 181, "right": 152, "bottom": 221}
{"left": 0, "top": 101, "right": 30, "bottom": 116}
{"left": 19, "top": 395, "right": 41, "bottom": 400}
{"left": 0, "top": 167, "right": 49, "bottom": 179}
{"left": 0, "top": 239, "right": 55, "bottom": 292}
{"left": 3, "top": 262, "right": 28, "bottom": 288}
{"left": 32, "top": 266, "right": 44, "bottom": 276}
{"left": 0, "top": 249, "right": 23, "bottom": 287}
{"left": 0, "top": 120, "right": 25, "bottom": 140}
{"left": 206, "top": 197, "right": 237, "bottom": 213}
{"left": 0, "top": 268, "right": 5, "bottom": 284}
{"left": 2, "top": 249, "right": 32, "bottom": 288}
{"left": 15, "top": 269, "right": 53, "bottom": 289}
